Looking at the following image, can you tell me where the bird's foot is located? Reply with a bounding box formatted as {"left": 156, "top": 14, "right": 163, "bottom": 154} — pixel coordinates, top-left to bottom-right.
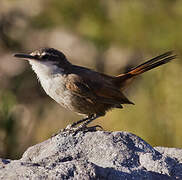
{"left": 51, "top": 115, "right": 102, "bottom": 137}
{"left": 51, "top": 125, "right": 73, "bottom": 137}
{"left": 64, "top": 124, "right": 103, "bottom": 135}
{"left": 74, "top": 124, "right": 103, "bottom": 134}
{"left": 51, "top": 124, "right": 103, "bottom": 137}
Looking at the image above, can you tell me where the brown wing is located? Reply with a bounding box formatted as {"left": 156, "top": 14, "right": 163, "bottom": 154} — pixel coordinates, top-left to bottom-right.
{"left": 65, "top": 73, "right": 134, "bottom": 105}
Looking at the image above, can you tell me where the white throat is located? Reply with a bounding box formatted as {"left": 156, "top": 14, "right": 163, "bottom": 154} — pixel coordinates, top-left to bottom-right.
{"left": 29, "top": 60, "right": 64, "bottom": 80}
{"left": 28, "top": 60, "right": 71, "bottom": 109}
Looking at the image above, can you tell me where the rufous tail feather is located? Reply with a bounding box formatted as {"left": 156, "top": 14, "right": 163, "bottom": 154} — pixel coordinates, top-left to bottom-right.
{"left": 115, "top": 51, "right": 176, "bottom": 89}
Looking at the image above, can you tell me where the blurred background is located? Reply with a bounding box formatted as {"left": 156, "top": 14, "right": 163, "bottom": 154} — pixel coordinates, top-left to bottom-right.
{"left": 0, "top": 0, "right": 182, "bottom": 159}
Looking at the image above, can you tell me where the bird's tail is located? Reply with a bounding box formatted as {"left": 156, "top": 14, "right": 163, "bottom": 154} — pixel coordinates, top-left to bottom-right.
{"left": 115, "top": 51, "right": 176, "bottom": 89}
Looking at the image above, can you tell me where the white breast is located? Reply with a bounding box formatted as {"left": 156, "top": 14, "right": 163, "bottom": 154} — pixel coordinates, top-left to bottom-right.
{"left": 29, "top": 60, "right": 73, "bottom": 110}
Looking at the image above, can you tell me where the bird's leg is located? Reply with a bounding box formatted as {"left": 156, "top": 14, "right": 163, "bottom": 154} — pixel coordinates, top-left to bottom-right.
{"left": 70, "top": 115, "right": 94, "bottom": 128}
{"left": 79, "top": 115, "right": 100, "bottom": 127}
{"left": 51, "top": 117, "right": 92, "bottom": 137}
{"left": 63, "top": 115, "right": 94, "bottom": 132}
{"left": 73, "top": 114, "right": 103, "bottom": 134}
{"left": 51, "top": 115, "right": 102, "bottom": 137}
{"left": 64, "top": 114, "right": 102, "bottom": 133}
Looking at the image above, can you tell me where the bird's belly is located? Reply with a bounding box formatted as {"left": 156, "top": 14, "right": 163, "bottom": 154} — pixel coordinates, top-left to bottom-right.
{"left": 39, "top": 76, "right": 112, "bottom": 116}
{"left": 40, "top": 76, "right": 73, "bottom": 109}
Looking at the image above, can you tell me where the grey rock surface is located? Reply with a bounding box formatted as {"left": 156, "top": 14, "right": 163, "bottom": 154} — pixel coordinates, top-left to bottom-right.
{"left": 0, "top": 131, "right": 182, "bottom": 179}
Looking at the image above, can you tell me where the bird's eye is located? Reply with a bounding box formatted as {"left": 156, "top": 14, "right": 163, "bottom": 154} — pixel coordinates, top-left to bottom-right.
{"left": 34, "top": 55, "right": 39, "bottom": 59}
{"left": 41, "top": 54, "right": 49, "bottom": 60}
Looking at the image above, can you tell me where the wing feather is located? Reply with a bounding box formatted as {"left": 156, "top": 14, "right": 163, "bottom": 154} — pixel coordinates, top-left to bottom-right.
{"left": 66, "top": 74, "right": 134, "bottom": 105}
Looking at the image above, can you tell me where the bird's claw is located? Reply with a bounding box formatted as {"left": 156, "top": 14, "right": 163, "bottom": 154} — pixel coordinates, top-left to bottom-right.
{"left": 51, "top": 124, "right": 103, "bottom": 137}
{"left": 72, "top": 124, "right": 103, "bottom": 135}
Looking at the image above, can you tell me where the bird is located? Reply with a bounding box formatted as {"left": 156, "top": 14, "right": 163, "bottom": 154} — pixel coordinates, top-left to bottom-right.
{"left": 14, "top": 48, "right": 176, "bottom": 131}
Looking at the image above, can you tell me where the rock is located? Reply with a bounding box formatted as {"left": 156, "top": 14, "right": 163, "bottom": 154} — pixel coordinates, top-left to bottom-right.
{"left": 0, "top": 131, "right": 182, "bottom": 179}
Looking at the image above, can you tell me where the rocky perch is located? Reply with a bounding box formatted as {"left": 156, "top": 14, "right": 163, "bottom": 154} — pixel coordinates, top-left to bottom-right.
{"left": 0, "top": 130, "right": 182, "bottom": 179}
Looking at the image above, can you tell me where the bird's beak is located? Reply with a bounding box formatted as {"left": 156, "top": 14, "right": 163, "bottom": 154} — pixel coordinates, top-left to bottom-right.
{"left": 14, "top": 53, "right": 37, "bottom": 60}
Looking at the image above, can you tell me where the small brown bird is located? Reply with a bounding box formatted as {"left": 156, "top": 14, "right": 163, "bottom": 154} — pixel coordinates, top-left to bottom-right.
{"left": 14, "top": 48, "right": 176, "bottom": 131}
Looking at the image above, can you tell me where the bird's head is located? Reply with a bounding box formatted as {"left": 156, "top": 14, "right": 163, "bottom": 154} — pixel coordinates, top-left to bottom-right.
{"left": 14, "top": 48, "right": 71, "bottom": 67}
{"left": 14, "top": 48, "right": 72, "bottom": 77}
